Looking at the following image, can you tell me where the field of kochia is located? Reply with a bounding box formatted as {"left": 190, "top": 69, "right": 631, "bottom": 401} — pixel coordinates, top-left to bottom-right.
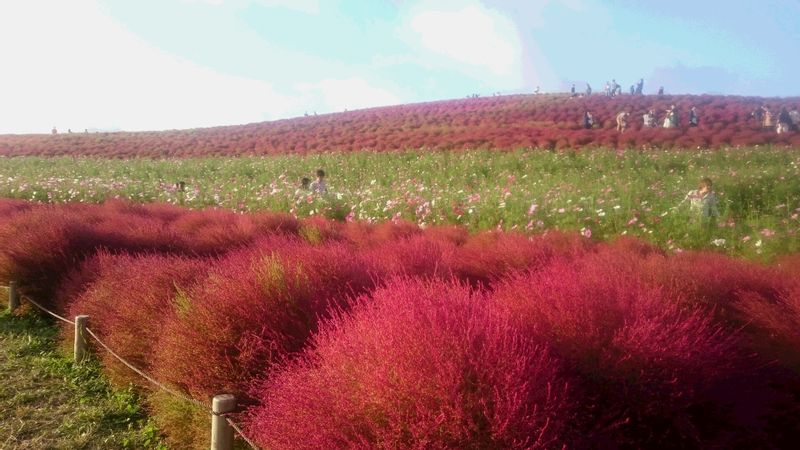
{"left": 0, "top": 94, "right": 799, "bottom": 157}
{"left": 2, "top": 92, "right": 800, "bottom": 448}
{"left": 1, "top": 198, "right": 799, "bottom": 449}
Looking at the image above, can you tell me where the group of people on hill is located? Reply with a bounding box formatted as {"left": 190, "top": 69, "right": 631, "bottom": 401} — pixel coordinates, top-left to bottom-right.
{"left": 583, "top": 103, "right": 799, "bottom": 134}
{"left": 600, "top": 78, "right": 655, "bottom": 97}
{"left": 583, "top": 104, "right": 699, "bottom": 132}
{"left": 753, "top": 105, "right": 800, "bottom": 134}
{"left": 51, "top": 126, "right": 91, "bottom": 134}
{"left": 564, "top": 79, "right": 665, "bottom": 99}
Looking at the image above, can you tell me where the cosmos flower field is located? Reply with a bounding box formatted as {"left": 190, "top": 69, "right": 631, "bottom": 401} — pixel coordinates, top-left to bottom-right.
{"left": 1, "top": 146, "right": 798, "bottom": 258}
{"left": 1, "top": 93, "right": 800, "bottom": 448}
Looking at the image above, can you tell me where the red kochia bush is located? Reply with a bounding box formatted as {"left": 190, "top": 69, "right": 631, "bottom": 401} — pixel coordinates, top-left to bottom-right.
{"left": 153, "top": 235, "right": 377, "bottom": 401}
{"left": 451, "top": 230, "right": 591, "bottom": 288}
{"left": 0, "top": 198, "right": 34, "bottom": 220}
{"left": 640, "top": 251, "right": 789, "bottom": 320}
{"left": 492, "top": 252, "right": 742, "bottom": 448}
{"left": 0, "top": 200, "right": 301, "bottom": 310}
{"left": 66, "top": 252, "right": 210, "bottom": 386}
{"left": 735, "top": 288, "right": 800, "bottom": 369}
{"left": 0, "top": 204, "right": 170, "bottom": 304}
{"left": 361, "top": 234, "right": 456, "bottom": 280}
{"left": 245, "top": 278, "right": 573, "bottom": 450}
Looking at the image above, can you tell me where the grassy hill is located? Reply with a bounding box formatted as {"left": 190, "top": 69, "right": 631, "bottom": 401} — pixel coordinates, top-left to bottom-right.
{"left": 1, "top": 94, "right": 798, "bottom": 157}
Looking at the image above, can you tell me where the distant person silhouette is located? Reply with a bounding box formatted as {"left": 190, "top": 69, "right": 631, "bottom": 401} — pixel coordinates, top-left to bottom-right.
{"left": 643, "top": 109, "right": 656, "bottom": 128}
{"left": 616, "top": 111, "right": 630, "bottom": 132}
{"left": 689, "top": 107, "right": 699, "bottom": 127}
{"left": 583, "top": 111, "right": 594, "bottom": 129}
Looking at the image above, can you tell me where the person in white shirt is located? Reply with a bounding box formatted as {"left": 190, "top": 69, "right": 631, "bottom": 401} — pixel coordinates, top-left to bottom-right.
{"left": 643, "top": 109, "right": 656, "bottom": 128}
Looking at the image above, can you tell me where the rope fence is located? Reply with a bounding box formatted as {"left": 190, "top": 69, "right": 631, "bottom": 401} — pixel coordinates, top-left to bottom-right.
{"left": 3, "top": 282, "right": 260, "bottom": 450}
{"left": 21, "top": 294, "right": 75, "bottom": 325}
{"left": 83, "top": 327, "right": 209, "bottom": 411}
{"left": 225, "top": 416, "right": 261, "bottom": 450}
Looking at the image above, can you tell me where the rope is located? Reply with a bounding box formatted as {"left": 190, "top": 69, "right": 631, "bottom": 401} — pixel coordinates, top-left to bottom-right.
{"left": 84, "top": 327, "right": 209, "bottom": 411}
{"left": 21, "top": 295, "right": 75, "bottom": 325}
{"left": 87, "top": 326, "right": 259, "bottom": 448}
{"left": 225, "top": 415, "right": 260, "bottom": 450}
{"left": 6, "top": 283, "right": 259, "bottom": 448}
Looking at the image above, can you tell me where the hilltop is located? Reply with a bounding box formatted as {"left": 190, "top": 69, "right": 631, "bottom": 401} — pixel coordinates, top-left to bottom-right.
{"left": 1, "top": 94, "right": 799, "bottom": 157}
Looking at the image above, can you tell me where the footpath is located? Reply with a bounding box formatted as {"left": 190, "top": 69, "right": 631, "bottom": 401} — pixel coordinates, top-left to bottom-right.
{"left": 0, "top": 304, "right": 163, "bottom": 450}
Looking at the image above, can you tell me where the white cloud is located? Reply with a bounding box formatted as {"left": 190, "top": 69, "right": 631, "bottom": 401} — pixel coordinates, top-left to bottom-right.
{"left": 179, "top": 0, "right": 320, "bottom": 14}
{"left": 0, "top": 0, "right": 299, "bottom": 133}
{"left": 257, "top": 0, "right": 319, "bottom": 14}
{"left": 406, "top": 2, "right": 523, "bottom": 78}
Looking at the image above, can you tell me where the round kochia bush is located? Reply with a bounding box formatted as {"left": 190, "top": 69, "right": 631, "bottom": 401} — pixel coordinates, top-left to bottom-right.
{"left": 152, "top": 235, "right": 378, "bottom": 401}
{"left": 491, "top": 249, "right": 745, "bottom": 448}
{"left": 66, "top": 251, "right": 210, "bottom": 386}
{"left": 245, "top": 278, "right": 573, "bottom": 450}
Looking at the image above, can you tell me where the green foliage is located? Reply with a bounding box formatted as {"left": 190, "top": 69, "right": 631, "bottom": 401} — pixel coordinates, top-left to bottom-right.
{"left": 0, "top": 307, "right": 166, "bottom": 449}
{"left": 0, "top": 147, "right": 799, "bottom": 259}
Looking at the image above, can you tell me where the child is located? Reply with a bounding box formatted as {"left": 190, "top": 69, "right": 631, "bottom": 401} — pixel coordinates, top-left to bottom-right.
{"left": 295, "top": 177, "right": 311, "bottom": 196}
{"left": 310, "top": 169, "right": 327, "bottom": 194}
{"left": 683, "top": 177, "right": 719, "bottom": 219}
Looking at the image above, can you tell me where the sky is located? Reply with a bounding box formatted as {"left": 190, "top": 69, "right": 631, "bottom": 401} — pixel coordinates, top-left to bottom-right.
{"left": 1, "top": 0, "right": 798, "bottom": 134}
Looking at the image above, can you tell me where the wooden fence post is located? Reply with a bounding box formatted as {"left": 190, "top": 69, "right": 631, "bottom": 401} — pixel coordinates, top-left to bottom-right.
{"left": 8, "top": 280, "right": 19, "bottom": 312}
{"left": 74, "top": 315, "right": 89, "bottom": 363}
{"left": 211, "top": 394, "right": 236, "bottom": 450}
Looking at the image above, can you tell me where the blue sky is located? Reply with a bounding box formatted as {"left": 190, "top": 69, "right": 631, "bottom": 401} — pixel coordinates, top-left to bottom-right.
{"left": 1, "top": 0, "right": 798, "bottom": 133}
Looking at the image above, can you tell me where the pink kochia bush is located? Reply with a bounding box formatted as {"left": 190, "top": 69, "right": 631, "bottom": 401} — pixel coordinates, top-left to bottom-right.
{"left": 2, "top": 199, "right": 800, "bottom": 447}
{"left": 152, "top": 235, "right": 378, "bottom": 401}
{"left": 491, "top": 248, "right": 748, "bottom": 447}
{"left": 451, "top": 231, "right": 590, "bottom": 288}
{"left": 0, "top": 200, "right": 298, "bottom": 309}
{"left": 65, "top": 252, "right": 210, "bottom": 386}
{"left": 245, "top": 278, "right": 573, "bottom": 450}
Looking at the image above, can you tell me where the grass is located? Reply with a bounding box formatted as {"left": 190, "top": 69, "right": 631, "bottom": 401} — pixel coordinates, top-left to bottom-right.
{"left": 1, "top": 147, "right": 799, "bottom": 259}
{"left": 0, "top": 301, "right": 165, "bottom": 449}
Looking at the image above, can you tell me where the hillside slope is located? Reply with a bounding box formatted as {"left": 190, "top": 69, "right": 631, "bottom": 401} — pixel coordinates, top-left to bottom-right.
{"left": 1, "top": 94, "right": 799, "bottom": 157}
